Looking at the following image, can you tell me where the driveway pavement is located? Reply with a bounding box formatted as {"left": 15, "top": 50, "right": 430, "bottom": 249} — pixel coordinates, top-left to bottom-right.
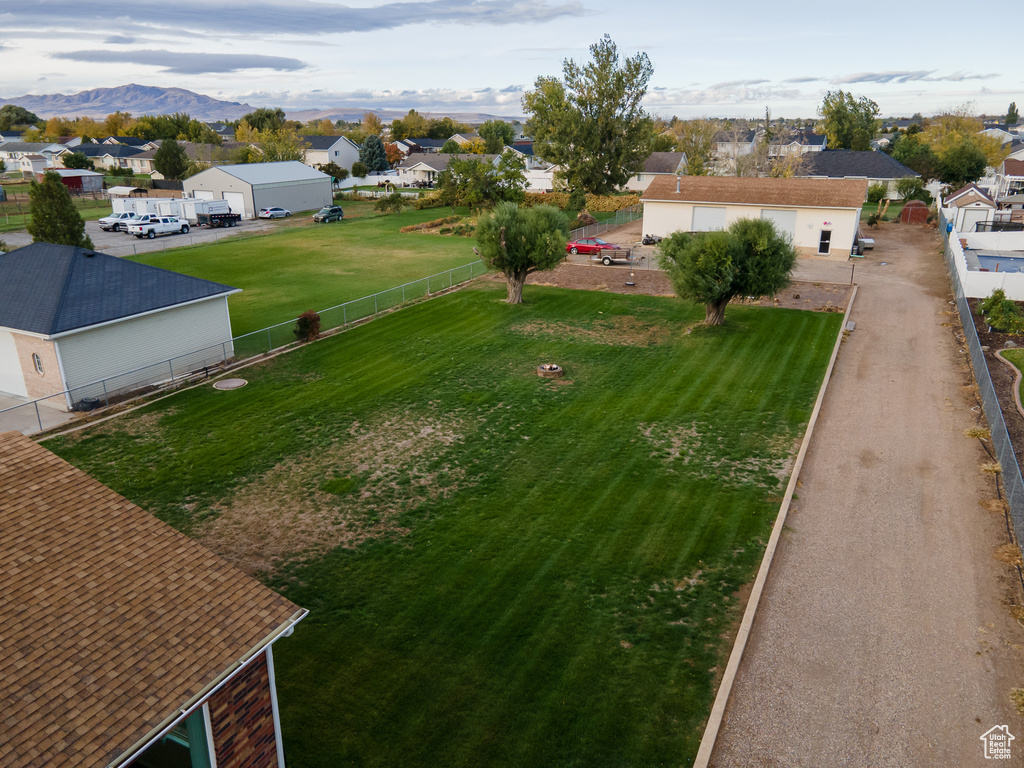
{"left": 0, "top": 394, "right": 75, "bottom": 435}
{"left": 709, "top": 224, "right": 1024, "bottom": 766}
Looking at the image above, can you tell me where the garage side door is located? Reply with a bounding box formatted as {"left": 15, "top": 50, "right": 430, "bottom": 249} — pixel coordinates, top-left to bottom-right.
{"left": 961, "top": 208, "right": 989, "bottom": 233}
{"left": 691, "top": 206, "right": 727, "bottom": 232}
{"left": 192, "top": 190, "right": 215, "bottom": 200}
{"left": 0, "top": 330, "right": 28, "bottom": 397}
{"left": 760, "top": 209, "right": 797, "bottom": 239}
{"left": 223, "top": 191, "right": 248, "bottom": 218}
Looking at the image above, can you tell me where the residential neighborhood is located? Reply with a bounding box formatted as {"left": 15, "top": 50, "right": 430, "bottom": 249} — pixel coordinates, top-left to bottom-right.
{"left": 2, "top": 25, "right": 1024, "bottom": 768}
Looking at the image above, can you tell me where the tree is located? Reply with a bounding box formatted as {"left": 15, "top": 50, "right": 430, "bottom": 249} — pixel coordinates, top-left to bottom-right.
{"left": 375, "top": 192, "right": 409, "bottom": 214}
{"left": 62, "top": 152, "right": 94, "bottom": 170}
{"left": 1007, "top": 102, "right": 1019, "bottom": 126}
{"left": 427, "top": 116, "right": 468, "bottom": 140}
{"left": 939, "top": 141, "right": 987, "bottom": 187}
{"left": 437, "top": 154, "right": 526, "bottom": 212}
{"left": 817, "top": 90, "right": 879, "bottom": 149}
{"left": 440, "top": 139, "right": 461, "bottom": 153}
{"left": 359, "top": 135, "right": 389, "bottom": 172}
{"left": 523, "top": 36, "right": 654, "bottom": 194}
{"left": 385, "top": 143, "right": 403, "bottom": 166}
{"left": 362, "top": 112, "right": 384, "bottom": 137}
{"left": 153, "top": 138, "right": 189, "bottom": 179}
{"left": 675, "top": 118, "right": 719, "bottom": 175}
{"left": 475, "top": 202, "right": 570, "bottom": 304}
{"left": 351, "top": 161, "right": 368, "bottom": 178}
{"left": 479, "top": 120, "right": 516, "bottom": 153}
{"left": 0, "top": 104, "right": 40, "bottom": 130}
{"left": 241, "top": 107, "right": 286, "bottom": 134}
{"left": 891, "top": 133, "right": 940, "bottom": 181}
{"left": 389, "top": 109, "right": 430, "bottom": 140}
{"left": 320, "top": 161, "right": 347, "bottom": 181}
{"left": 923, "top": 104, "right": 1007, "bottom": 170}
{"left": 660, "top": 217, "right": 796, "bottom": 326}
{"left": 895, "top": 176, "right": 931, "bottom": 204}
{"left": 256, "top": 128, "right": 309, "bottom": 162}
{"left": 27, "top": 171, "right": 94, "bottom": 249}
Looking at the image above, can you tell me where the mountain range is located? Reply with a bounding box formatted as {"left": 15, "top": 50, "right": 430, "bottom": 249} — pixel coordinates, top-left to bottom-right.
{"left": 0, "top": 84, "right": 521, "bottom": 124}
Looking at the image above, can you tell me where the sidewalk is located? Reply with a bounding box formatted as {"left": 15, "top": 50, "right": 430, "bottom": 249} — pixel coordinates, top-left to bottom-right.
{"left": 710, "top": 225, "right": 1024, "bottom": 766}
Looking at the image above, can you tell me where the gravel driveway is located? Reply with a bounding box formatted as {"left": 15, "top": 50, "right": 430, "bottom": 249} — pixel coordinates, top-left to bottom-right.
{"left": 709, "top": 224, "right": 1024, "bottom": 766}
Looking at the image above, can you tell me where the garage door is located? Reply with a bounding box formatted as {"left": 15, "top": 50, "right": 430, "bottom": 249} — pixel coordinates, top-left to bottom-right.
{"left": 192, "top": 190, "right": 215, "bottom": 200}
{"left": 961, "top": 208, "right": 989, "bottom": 233}
{"left": 223, "top": 192, "right": 247, "bottom": 218}
{"left": 0, "top": 331, "right": 28, "bottom": 397}
{"left": 691, "top": 206, "right": 727, "bottom": 231}
{"left": 760, "top": 209, "right": 797, "bottom": 238}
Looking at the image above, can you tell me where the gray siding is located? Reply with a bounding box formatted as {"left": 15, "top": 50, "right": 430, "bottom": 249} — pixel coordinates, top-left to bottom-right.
{"left": 252, "top": 179, "right": 331, "bottom": 215}
{"left": 183, "top": 169, "right": 256, "bottom": 218}
{"left": 56, "top": 297, "right": 234, "bottom": 404}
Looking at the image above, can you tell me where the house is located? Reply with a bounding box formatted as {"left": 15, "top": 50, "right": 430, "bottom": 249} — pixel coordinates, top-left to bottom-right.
{"left": 623, "top": 152, "right": 687, "bottom": 192}
{"left": 63, "top": 142, "right": 145, "bottom": 170}
{"left": 403, "top": 137, "right": 446, "bottom": 154}
{"left": 944, "top": 183, "right": 998, "bottom": 232}
{"left": 34, "top": 168, "right": 104, "bottom": 193}
{"left": 640, "top": 175, "right": 867, "bottom": 260}
{"left": 0, "top": 243, "right": 239, "bottom": 410}
{"left": 102, "top": 135, "right": 159, "bottom": 150}
{"left": 0, "top": 130, "right": 23, "bottom": 143}
{"left": 301, "top": 134, "right": 361, "bottom": 172}
{"left": 18, "top": 153, "right": 47, "bottom": 176}
{"left": 394, "top": 152, "right": 499, "bottom": 185}
{"left": 0, "top": 141, "right": 65, "bottom": 169}
{"left": 183, "top": 161, "right": 331, "bottom": 219}
{"left": 449, "top": 133, "right": 482, "bottom": 147}
{"left": 0, "top": 429, "right": 306, "bottom": 768}
{"left": 798, "top": 150, "right": 919, "bottom": 198}
{"left": 768, "top": 130, "right": 827, "bottom": 157}
{"left": 205, "top": 121, "right": 238, "bottom": 141}
{"left": 995, "top": 158, "right": 1024, "bottom": 199}
{"left": 125, "top": 141, "right": 246, "bottom": 176}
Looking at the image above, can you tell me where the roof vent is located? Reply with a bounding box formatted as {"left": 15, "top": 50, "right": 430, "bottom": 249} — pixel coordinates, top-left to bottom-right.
{"left": 676, "top": 176, "right": 681, "bottom": 193}
{"left": 83, "top": 250, "right": 95, "bottom": 257}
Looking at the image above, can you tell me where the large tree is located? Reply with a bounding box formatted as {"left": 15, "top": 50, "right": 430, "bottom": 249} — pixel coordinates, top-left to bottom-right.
{"left": 891, "top": 132, "right": 940, "bottom": 181}
{"left": 1007, "top": 102, "right": 1019, "bottom": 126}
{"left": 922, "top": 104, "right": 1007, "bottom": 170}
{"left": 359, "top": 135, "right": 390, "bottom": 172}
{"left": 675, "top": 118, "right": 719, "bottom": 176}
{"left": 660, "top": 218, "right": 796, "bottom": 326}
{"left": 479, "top": 120, "right": 516, "bottom": 153}
{"left": 437, "top": 154, "right": 526, "bottom": 212}
{"left": 62, "top": 152, "right": 94, "bottom": 170}
{"left": 389, "top": 109, "right": 430, "bottom": 140}
{"left": 27, "top": 171, "right": 94, "bottom": 249}
{"left": 523, "top": 36, "right": 654, "bottom": 194}
{"left": 475, "top": 202, "right": 569, "bottom": 304}
{"left": 0, "top": 104, "right": 40, "bottom": 130}
{"left": 938, "top": 141, "right": 988, "bottom": 188}
{"left": 153, "top": 138, "right": 190, "bottom": 179}
{"left": 240, "top": 107, "right": 286, "bottom": 134}
{"left": 817, "top": 90, "right": 879, "bottom": 150}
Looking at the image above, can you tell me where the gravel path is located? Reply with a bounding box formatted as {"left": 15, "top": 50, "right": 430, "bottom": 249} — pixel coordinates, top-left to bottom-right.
{"left": 710, "top": 224, "right": 1024, "bottom": 766}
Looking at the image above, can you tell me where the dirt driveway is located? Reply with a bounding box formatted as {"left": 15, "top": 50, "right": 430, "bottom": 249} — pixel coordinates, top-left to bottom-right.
{"left": 709, "top": 224, "right": 1024, "bottom": 766}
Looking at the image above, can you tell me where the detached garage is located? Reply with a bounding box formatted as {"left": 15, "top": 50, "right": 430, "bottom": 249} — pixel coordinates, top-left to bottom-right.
{"left": 0, "top": 243, "right": 239, "bottom": 411}
{"left": 641, "top": 175, "right": 868, "bottom": 260}
{"left": 183, "top": 161, "right": 331, "bottom": 219}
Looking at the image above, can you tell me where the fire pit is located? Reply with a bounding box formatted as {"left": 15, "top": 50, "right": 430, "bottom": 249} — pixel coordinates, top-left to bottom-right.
{"left": 537, "top": 363, "right": 564, "bottom": 378}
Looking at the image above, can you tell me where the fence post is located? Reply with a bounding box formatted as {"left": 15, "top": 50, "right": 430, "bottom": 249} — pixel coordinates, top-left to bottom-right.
{"left": 101, "top": 379, "right": 109, "bottom": 407}
{"left": 34, "top": 401, "right": 42, "bottom": 433}
{"left": 343, "top": 305, "right": 347, "bottom": 325}
{"left": 403, "top": 285, "right": 406, "bottom": 303}
{"left": 267, "top": 328, "right": 272, "bottom": 352}
{"left": 375, "top": 294, "right": 378, "bottom": 314}
{"left": 168, "top": 360, "right": 175, "bottom": 382}
{"left": 427, "top": 276, "right": 431, "bottom": 294}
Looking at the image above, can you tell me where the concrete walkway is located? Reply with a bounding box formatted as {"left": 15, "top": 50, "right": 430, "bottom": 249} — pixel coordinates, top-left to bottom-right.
{"left": 710, "top": 224, "right": 1024, "bottom": 766}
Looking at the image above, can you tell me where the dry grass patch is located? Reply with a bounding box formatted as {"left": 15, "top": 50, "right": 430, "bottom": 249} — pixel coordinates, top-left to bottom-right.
{"left": 513, "top": 316, "right": 671, "bottom": 347}
{"left": 994, "top": 543, "right": 1024, "bottom": 567}
{"left": 198, "top": 411, "right": 471, "bottom": 575}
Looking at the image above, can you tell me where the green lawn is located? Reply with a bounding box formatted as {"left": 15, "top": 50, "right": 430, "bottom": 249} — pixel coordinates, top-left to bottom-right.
{"left": 0, "top": 189, "right": 110, "bottom": 233}
{"left": 860, "top": 200, "right": 907, "bottom": 221}
{"left": 130, "top": 203, "right": 481, "bottom": 335}
{"left": 49, "top": 284, "right": 842, "bottom": 767}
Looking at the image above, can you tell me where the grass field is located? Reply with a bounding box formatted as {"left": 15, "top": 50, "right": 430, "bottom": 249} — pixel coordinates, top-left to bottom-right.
{"left": 0, "top": 185, "right": 110, "bottom": 233}
{"left": 130, "top": 202, "right": 481, "bottom": 335}
{"left": 49, "top": 283, "right": 842, "bottom": 767}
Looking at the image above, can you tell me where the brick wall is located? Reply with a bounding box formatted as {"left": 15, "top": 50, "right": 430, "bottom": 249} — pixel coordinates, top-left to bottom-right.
{"left": 208, "top": 651, "right": 280, "bottom": 768}
{"left": 12, "top": 334, "right": 65, "bottom": 407}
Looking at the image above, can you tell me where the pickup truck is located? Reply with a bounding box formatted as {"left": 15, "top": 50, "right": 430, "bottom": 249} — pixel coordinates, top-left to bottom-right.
{"left": 126, "top": 216, "right": 190, "bottom": 239}
{"left": 98, "top": 211, "right": 140, "bottom": 232}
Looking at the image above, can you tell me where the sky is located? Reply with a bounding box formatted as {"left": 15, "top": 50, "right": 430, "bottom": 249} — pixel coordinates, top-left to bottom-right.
{"left": 0, "top": 0, "right": 1020, "bottom": 121}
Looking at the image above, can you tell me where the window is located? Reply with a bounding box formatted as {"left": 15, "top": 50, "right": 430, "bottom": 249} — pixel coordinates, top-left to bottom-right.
{"left": 32, "top": 353, "right": 43, "bottom": 375}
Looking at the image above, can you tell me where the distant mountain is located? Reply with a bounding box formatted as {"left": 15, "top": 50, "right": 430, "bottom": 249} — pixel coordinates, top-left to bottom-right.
{"left": 0, "top": 84, "right": 525, "bottom": 124}
{"left": 0, "top": 84, "right": 255, "bottom": 121}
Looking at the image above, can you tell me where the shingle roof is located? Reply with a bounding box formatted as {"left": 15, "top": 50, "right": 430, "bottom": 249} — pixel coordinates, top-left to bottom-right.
{"left": 1004, "top": 159, "right": 1024, "bottom": 177}
{"left": 300, "top": 135, "right": 356, "bottom": 151}
{"left": 72, "top": 143, "right": 144, "bottom": 158}
{"left": 642, "top": 174, "right": 868, "bottom": 209}
{"left": 0, "top": 142, "right": 62, "bottom": 154}
{"left": 189, "top": 160, "right": 329, "bottom": 186}
{"left": 396, "top": 153, "right": 499, "bottom": 172}
{"left": 104, "top": 136, "right": 150, "bottom": 147}
{"left": 0, "top": 431, "right": 304, "bottom": 768}
{"left": 801, "top": 149, "right": 918, "bottom": 179}
{"left": 642, "top": 152, "right": 686, "bottom": 174}
{"left": 946, "top": 182, "right": 994, "bottom": 206}
{"left": 0, "top": 243, "right": 238, "bottom": 336}
{"left": 406, "top": 138, "right": 446, "bottom": 149}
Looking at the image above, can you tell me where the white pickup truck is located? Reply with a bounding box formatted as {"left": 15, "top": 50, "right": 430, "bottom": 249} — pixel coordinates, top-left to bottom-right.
{"left": 126, "top": 216, "right": 190, "bottom": 239}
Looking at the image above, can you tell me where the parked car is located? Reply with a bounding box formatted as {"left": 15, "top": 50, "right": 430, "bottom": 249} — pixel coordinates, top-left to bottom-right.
{"left": 258, "top": 207, "right": 291, "bottom": 219}
{"left": 565, "top": 237, "right": 622, "bottom": 255}
{"left": 98, "top": 211, "right": 140, "bottom": 232}
{"left": 313, "top": 205, "right": 344, "bottom": 223}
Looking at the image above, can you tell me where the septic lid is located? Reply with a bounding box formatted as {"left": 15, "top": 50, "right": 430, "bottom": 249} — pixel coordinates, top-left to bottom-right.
{"left": 213, "top": 378, "right": 247, "bottom": 390}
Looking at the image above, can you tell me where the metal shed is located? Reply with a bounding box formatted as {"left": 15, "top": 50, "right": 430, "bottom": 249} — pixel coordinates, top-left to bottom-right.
{"left": 182, "top": 161, "right": 331, "bottom": 219}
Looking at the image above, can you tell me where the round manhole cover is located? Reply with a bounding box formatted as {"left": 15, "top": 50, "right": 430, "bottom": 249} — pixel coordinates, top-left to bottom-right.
{"left": 213, "top": 378, "right": 248, "bottom": 390}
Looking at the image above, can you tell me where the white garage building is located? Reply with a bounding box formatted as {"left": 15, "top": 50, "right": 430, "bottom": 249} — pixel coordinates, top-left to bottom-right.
{"left": 641, "top": 175, "right": 868, "bottom": 260}
{"left": 0, "top": 243, "right": 239, "bottom": 411}
{"left": 183, "top": 161, "right": 332, "bottom": 220}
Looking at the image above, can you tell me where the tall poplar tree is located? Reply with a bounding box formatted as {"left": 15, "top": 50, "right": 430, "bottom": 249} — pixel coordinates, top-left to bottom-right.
{"left": 27, "top": 171, "right": 94, "bottom": 249}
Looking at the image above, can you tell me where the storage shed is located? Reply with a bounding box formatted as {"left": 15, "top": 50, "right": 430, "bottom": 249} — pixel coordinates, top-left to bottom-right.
{"left": 183, "top": 161, "right": 331, "bottom": 219}
{"left": 0, "top": 243, "right": 239, "bottom": 411}
{"left": 900, "top": 199, "right": 930, "bottom": 224}
{"left": 641, "top": 175, "right": 867, "bottom": 260}
{"left": 35, "top": 168, "right": 104, "bottom": 193}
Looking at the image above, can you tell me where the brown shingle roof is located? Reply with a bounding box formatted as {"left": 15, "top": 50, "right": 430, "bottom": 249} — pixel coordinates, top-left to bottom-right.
{"left": 641, "top": 174, "right": 868, "bottom": 209}
{"left": 1004, "top": 158, "right": 1024, "bottom": 177}
{"left": 0, "top": 431, "right": 303, "bottom": 768}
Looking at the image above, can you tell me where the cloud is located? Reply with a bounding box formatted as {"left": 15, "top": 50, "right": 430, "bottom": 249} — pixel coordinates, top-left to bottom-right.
{"left": 830, "top": 70, "right": 999, "bottom": 85}
{"left": 52, "top": 49, "right": 305, "bottom": 74}
{"left": 12, "top": 0, "right": 588, "bottom": 38}
{"left": 240, "top": 86, "right": 530, "bottom": 114}
{"left": 783, "top": 76, "right": 821, "bottom": 84}
{"left": 103, "top": 35, "right": 135, "bottom": 44}
{"left": 710, "top": 79, "right": 769, "bottom": 89}
{"left": 645, "top": 83, "right": 804, "bottom": 108}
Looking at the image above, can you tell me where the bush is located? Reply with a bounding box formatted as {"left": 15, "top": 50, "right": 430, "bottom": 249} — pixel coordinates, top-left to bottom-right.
{"left": 375, "top": 192, "right": 408, "bottom": 214}
{"left": 572, "top": 210, "right": 598, "bottom": 228}
{"left": 867, "top": 183, "right": 887, "bottom": 203}
{"left": 413, "top": 191, "right": 444, "bottom": 210}
{"left": 294, "top": 310, "right": 321, "bottom": 342}
{"left": 107, "top": 167, "right": 135, "bottom": 178}
{"left": 351, "top": 161, "right": 368, "bottom": 178}
{"left": 567, "top": 187, "right": 586, "bottom": 212}
{"left": 399, "top": 215, "right": 462, "bottom": 233}
{"left": 866, "top": 213, "right": 880, "bottom": 227}
{"left": 522, "top": 191, "right": 640, "bottom": 213}
{"left": 980, "top": 289, "right": 1024, "bottom": 334}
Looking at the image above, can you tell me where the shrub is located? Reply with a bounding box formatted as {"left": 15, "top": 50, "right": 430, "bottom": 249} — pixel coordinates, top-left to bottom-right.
{"left": 867, "top": 183, "right": 887, "bottom": 203}
{"left": 413, "top": 191, "right": 444, "bottom": 210}
{"left": 522, "top": 192, "right": 640, "bottom": 213}
{"left": 294, "top": 310, "right": 321, "bottom": 342}
{"left": 980, "top": 289, "right": 1024, "bottom": 334}
{"left": 572, "top": 210, "right": 598, "bottom": 228}
{"left": 567, "top": 187, "right": 586, "bottom": 212}
{"left": 399, "top": 215, "right": 462, "bottom": 233}
{"left": 351, "top": 161, "right": 368, "bottom": 178}
{"left": 866, "top": 213, "right": 880, "bottom": 227}
{"left": 375, "top": 192, "right": 408, "bottom": 214}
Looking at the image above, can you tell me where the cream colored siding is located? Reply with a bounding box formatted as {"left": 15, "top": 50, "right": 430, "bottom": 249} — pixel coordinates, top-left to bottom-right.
{"left": 0, "top": 330, "right": 28, "bottom": 397}
{"left": 55, "top": 297, "right": 233, "bottom": 402}
{"left": 692, "top": 206, "right": 727, "bottom": 231}
{"left": 760, "top": 209, "right": 797, "bottom": 238}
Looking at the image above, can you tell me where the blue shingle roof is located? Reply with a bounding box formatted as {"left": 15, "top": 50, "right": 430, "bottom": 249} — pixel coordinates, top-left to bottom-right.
{"left": 0, "top": 243, "right": 238, "bottom": 335}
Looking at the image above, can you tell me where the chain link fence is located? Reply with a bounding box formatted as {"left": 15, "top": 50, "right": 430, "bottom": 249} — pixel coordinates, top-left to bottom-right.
{"left": 940, "top": 208, "right": 1024, "bottom": 546}
{"left": 1, "top": 260, "right": 486, "bottom": 434}
{"left": 569, "top": 204, "right": 643, "bottom": 241}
